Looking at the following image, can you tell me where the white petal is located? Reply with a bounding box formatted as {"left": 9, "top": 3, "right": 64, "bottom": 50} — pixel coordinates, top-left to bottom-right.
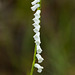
{"left": 31, "top": 0, "right": 40, "bottom": 5}
{"left": 35, "top": 39, "right": 41, "bottom": 45}
{"left": 37, "top": 45, "right": 42, "bottom": 53}
{"left": 32, "top": 18, "right": 40, "bottom": 23}
{"left": 35, "top": 20, "right": 40, "bottom": 24}
{"left": 33, "top": 32, "right": 40, "bottom": 41}
{"left": 34, "top": 63, "right": 44, "bottom": 73}
{"left": 34, "top": 10, "right": 41, "bottom": 15}
{"left": 36, "top": 54, "right": 44, "bottom": 63}
{"left": 34, "top": 63, "right": 40, "bottom": 68}
{"left": 33, "top": 25, "right": 40, "bottom": 33}
{"left": 35, "top": 15, "right": 40, "bottom": 19}
{"left": 32, "top": 23, "right": 39, "bottom": 27}
{"left": 34, "top": 10, "right": 41, "bottom": 18}
{"left": 32, "top": 21, "right": 40, "bottom": 26}
{"left": 34, "top": 63, "right": 44, "bottom": 69}
{"left": 33, "top": 28, "right": 39, "bottom": 33}
{"left": 32, "top": 23, "right": 40, "bottom": 28}
{"left": 31, "top": 4, "right": 40, "bottom": 11}
{"left": 37, "top": 68, "right": 42, "bottom": 73}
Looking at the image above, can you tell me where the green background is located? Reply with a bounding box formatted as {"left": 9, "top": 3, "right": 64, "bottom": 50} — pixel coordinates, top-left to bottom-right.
{"left": 0, "top": 0, "right": 74, "bottom": 75}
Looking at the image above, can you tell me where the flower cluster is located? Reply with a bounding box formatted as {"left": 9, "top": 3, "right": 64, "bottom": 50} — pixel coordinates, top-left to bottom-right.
{"left": 31, "top": 0, "right": 44, "bottom": 73}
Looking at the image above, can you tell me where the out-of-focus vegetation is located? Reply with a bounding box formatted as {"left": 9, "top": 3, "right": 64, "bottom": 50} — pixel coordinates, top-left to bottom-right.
{"left": 0, "top": 0, "right": 74, "bottom": 75}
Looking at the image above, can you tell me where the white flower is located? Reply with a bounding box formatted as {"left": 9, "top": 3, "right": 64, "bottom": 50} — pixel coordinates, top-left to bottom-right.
{"left": 37, "top": 45, "right": 42, "bottom": 54}
{"left": 31, "top": 4, "right": 40, "bottom": 11}
{"left": 33, "top": 32, "right": 40, "bottom": 40}
{"left": 34, "top": 10, "right": 41, "bottom": 16}
{"left": 32, "top": 17, "right": 40, "bottom": 24}
{"left": 33, "top": 25, "right": 40, "bottom": 33}
{"left": 31, "top": 0, "right": 40, "bottom": 5}
{"left": 34, "top": 63, "right": 44, "bottom": 73}
{"left": 35, "top": 39, "right": 41, "bottom": 45}
{"left": 34, "top": 10, "right": 41, "bottom": 18}
{"left": 34, "top": 14, "right": 40, "bottom": 19}
{"left": 32, "top": 23, "right": 40, "bottom": 28}
{"left": 33, "top": 20, "right": 40, "bottom": 25}
{"left": 36, "top": 54, "right": 44, "bottom": 63}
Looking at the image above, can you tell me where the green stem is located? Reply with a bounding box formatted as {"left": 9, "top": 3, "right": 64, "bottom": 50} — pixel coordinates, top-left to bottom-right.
{"left": 30, "top": 45, "right": 37, "bottom": 75}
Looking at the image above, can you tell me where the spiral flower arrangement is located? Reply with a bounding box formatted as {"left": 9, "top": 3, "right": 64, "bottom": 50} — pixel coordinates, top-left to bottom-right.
{"left": 30, "top": 0, "right": 44, "bottom": 75}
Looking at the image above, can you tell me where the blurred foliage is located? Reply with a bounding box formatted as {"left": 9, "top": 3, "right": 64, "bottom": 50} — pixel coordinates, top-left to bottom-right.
{"left": 0, "top": 0, "right": 75, "bottom": 75}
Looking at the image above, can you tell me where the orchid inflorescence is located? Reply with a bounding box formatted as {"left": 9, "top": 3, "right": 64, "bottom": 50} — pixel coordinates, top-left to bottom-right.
{"left": 31, "top": 0, "right": 44, "bottom": 73}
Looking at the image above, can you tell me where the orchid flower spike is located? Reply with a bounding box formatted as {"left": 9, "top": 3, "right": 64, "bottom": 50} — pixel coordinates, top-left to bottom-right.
{"left": 30, "top": 0, "right": 44, "bottom": 74}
